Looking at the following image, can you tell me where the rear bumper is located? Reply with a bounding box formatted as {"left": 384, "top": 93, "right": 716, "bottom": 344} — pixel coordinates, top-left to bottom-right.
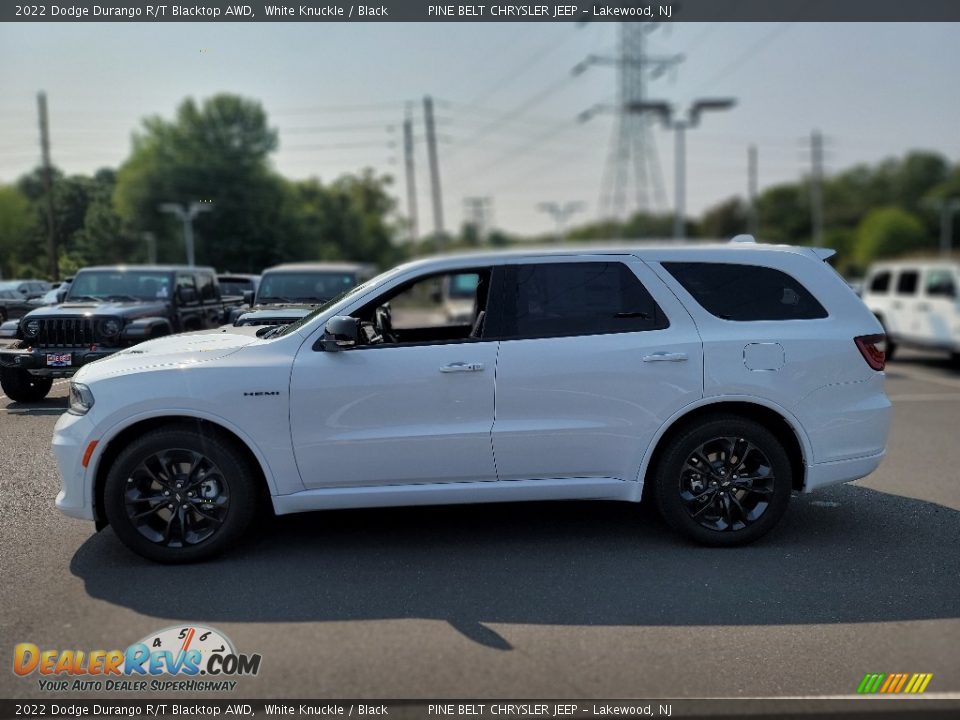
{"left": 0, "top": 346, "right": 116, "bottom": 376}
{"left": 804, "top": 449, "right": 886, "bottom": 493}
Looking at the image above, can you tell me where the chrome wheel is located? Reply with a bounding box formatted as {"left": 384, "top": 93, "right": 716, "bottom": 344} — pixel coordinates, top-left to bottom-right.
{"left": 123, "top": 448, "right": 230, "bottom": 547}
{"left": 678, "top": 436, "right": 775, "bottom": 532}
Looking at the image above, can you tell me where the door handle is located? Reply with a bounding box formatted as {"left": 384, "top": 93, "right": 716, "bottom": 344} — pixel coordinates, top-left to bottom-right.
{"left": 642, "top": 352, "right": 689, "bottom": 363}
{"left": 439, "top": 361, "right": 485, "bottom": 373}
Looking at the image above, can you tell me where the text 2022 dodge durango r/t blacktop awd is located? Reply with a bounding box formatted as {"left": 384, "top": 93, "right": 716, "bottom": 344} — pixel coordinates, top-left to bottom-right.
{"left": 52, "top": 239, "right": 891, "bottom": 562}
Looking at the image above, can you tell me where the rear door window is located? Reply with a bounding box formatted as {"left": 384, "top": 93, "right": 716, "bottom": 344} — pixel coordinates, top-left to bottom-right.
{"left": 663, "top": 262, "right": 828, "bottom": 321}
{"left": 500, "top": 261, "right": 669, "bottom": 339}
{"left": 924, "top": 268, "right": 957, "bottom": 298}
{"left": 895, "top": 270, "right": 919, "bottom": 296}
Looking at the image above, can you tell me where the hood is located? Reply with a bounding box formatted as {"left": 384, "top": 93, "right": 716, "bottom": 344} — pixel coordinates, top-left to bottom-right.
{"left": 75, "top": 326, "right": 262, "bottom": 382}
{"left": 24, "top": 300, "right": 170, "bottom": 319}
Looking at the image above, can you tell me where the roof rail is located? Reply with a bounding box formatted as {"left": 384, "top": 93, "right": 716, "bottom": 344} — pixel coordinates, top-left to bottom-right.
{"left": 729, "top": 234, "right": 756, "bottom": 244}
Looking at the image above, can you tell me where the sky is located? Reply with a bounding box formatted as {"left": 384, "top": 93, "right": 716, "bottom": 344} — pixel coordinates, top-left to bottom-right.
{"left": 0, "top": 21, "right": 958, "bottom": 237}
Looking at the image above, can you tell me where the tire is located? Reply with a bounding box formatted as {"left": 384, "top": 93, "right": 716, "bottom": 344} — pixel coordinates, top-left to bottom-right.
{"left": 653, "top": 414, "right": 792, "bottom": 547}
{"left": 102, "top": 424, "right": 258, "bottom": 563}
{"left": 0, "top": 367, "right": 53, "bottom": 402}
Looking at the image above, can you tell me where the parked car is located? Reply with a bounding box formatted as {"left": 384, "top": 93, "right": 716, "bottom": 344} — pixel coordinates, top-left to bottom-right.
{"left": 52, "top": 239, "right": 891, "bottom": 562}
{"left": 0, "top": 265, "right": 232, "bottom": 402}
{"left": 231, "top": 262, "right": 375, "bottom": 326}
{"left": 0, "top": 285, "right": 36, "bottom": 322}
{"left": 861, "top": 259, "right": 960, "bottom": 363}
{"left": 1, "top": 279, "right": 51, "bottom": 300}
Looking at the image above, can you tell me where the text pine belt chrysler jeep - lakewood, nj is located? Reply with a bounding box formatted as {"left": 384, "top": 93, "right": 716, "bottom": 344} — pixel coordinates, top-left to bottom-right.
{"left": 51, "top": 238, "right": 891, "bottom": 562}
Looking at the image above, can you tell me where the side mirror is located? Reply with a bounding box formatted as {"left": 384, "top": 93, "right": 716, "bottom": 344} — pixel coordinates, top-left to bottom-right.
{"left": 56, "top": 289, "right": 68, "bottom": 303}
{"left": 319, "top": 316, "right": 359, "bottom": 351}
{"left": 429, "top": 287, "right": 443, "bottom": 304}
{"left": 177, "top": 286, "right": 198, "bottom": 305}
{"left": 243, "top": 290, "right": 255, "bottom": 306}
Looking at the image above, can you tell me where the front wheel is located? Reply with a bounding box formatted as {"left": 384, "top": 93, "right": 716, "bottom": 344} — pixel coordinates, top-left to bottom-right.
{"left": 653, "top": 415, "right": 793, "bottom": 546}
{"left": 0, "top": 368, "right": 53, "bottom": 402}
{"left": 103, "top": 425, "right": 258, "bottom": 563}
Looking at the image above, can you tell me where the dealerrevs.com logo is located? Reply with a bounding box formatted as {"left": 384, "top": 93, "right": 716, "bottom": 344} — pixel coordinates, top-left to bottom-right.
{"left": 13, "top": 625, "right": 261, "bottom": 692}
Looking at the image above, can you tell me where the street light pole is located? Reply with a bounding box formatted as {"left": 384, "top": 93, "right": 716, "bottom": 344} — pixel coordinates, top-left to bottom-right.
{"left": 627, "top": 98, "right": 736, "bottom": 241}
{"left": 158, "top": 202, "right": 213, "bottom": 266}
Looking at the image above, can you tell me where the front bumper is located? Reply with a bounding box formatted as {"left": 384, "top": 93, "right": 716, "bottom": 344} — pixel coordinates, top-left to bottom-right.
{"left": 52, "top": 410, "right": 98, "bottom": 521}
{"left": 0, "top": 346, "right": 117, "bottom": 376}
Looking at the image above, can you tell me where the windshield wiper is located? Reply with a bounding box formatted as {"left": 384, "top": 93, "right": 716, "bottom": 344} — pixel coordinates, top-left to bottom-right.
{"left": 65, "top": 295, "right": 100, "bottom": 302}
{"left": 257, "top": 296, "right": 297, "bottom": 303}
{"left": 105, "top": 294, "right": 140, "bottom": 302}
{"left": 259, "top": 323, "right": 290, "bottom": 338}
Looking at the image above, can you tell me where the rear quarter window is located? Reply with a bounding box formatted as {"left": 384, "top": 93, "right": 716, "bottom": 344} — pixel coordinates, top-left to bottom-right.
{"left": 663, "top": 262, "right": 828, "bottom": 321}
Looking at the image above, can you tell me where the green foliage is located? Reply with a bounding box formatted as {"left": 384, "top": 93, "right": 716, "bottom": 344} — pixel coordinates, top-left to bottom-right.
{"left": 0, "top": 185, "right": 35, "bottom": 279}
{"left": 855, "top": 207, "right": 930, "bottom": 265}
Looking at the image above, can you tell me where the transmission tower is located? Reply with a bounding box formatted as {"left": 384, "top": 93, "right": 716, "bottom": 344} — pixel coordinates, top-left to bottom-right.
{"left": 577, "top": 24, "right": 683, "bottom": 223}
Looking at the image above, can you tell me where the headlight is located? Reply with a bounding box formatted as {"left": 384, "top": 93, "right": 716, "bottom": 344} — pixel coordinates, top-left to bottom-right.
{"left": 68, "top": 382, "right": 94, "bottom": 416}
{"left": 23, "top": 319, "right": 40, "bottom": 337}
{"left": 100, "top": 318, "right": 121, "bottom": 337}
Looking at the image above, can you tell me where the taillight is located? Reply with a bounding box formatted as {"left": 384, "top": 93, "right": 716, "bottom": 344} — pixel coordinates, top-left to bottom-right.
{"left": 855, "top": 334, "right": 886, "bottom": 371}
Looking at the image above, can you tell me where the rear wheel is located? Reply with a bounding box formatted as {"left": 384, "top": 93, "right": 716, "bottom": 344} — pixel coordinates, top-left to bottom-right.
{"left": 0, "top": 368, "right": 53, "bottom": 402}
{"left": 103, "top": 425, "right": 258, "bottom": 563}
{"left": 653, "top": 415, "right": 792, "bottom": 546}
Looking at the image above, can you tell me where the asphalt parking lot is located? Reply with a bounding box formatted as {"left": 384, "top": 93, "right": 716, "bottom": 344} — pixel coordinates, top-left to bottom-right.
{"left": 1, "top": 349, "right": 958, "bottom": 701}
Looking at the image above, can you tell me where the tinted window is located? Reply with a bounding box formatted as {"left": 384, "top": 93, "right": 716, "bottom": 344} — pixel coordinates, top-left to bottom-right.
{"left": 896, "top": 270, "right": 918, "bottom": 295}
{"left": 869, "top": 271, "right": 891, "bottom": 294}
{"left": 69, "top": 271, "right": 172, "bottom": 300}
{"left": 196, "top": 273, "right": 217, "bottom": 302}
{"left": 664, "top": 262, "right": 827, "bottom": 321}
{"left": 501, "top": 262, "right": 668, "bottom": 339}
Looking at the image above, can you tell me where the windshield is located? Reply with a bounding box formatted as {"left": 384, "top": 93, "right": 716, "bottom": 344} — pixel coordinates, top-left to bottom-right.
{"left": 67, "top": 271, "right": 172, "bottom": 301}
{"left": 256, "top": 271, "right": 357, "bottom": 303}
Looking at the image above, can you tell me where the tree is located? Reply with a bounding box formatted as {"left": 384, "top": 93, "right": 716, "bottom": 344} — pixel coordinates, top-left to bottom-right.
{"left": 698, "top": 197, "right": 748, "bottom": 239}
{"left": 0, "top": 185, "right": 36, "bottom": 279}
{"left": 115, "top": 94, "right": 283, "bottom": 271}
{"left": 855, "top": 207, "right": 929, "bottom": 265}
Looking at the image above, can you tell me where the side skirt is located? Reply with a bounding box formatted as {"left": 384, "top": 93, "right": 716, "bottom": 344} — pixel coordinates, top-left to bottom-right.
{"left": 271, "top": 477, "right": 639, "bottom": 515}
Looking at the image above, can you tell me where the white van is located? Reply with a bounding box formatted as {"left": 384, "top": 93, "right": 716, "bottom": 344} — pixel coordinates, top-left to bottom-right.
{"left": 862, "top": 260, "right": 960, "bottom": 363}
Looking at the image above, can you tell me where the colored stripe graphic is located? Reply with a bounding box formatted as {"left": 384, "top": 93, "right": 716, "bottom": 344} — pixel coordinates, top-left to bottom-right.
{"left": 857, "top": 673, "right": 932, "bottom": 694}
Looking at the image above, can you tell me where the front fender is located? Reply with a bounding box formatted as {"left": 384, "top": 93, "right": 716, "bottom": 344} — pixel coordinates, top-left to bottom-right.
{"left": 121, "top": 317, "right": 173, "bottom": 341}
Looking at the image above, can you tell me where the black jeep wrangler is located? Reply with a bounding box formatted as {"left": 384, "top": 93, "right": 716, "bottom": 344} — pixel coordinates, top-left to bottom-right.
{"left": 0, "top": 265, "right": 229, "bottom": 402}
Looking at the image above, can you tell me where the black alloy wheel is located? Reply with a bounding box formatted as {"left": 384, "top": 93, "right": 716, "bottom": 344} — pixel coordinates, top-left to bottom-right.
{"left": 653, "top": 414, "right": 792, "bottom": 546}
{"left": 103, "top": 425, "right": 257, "bottom": 563}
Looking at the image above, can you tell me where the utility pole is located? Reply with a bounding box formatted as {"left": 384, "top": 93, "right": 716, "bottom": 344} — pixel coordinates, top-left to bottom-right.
{"left": 574, "top": 23, "right": 683, "bottom": 221}
{"left": 37, "top": 92, "right": 58, "bottom": 281}
{"left": 463, "top": 197, "right": 493, "bottom": 243}
{"left": 747, "top": 144, "right": 759, "bottom": 236}
{"left": 629, "top": 98, "right": 736, "bottom": 241}
{"left": 158, "top": 202, "right": 213, "bottom": 266}
{"left": 929, "top": 198, "right": 960, "bottom": 256}
{"left": 402, "top": 104, "right": 418, "bottom": 243}
{"left": 810, "top": 129, "right": 824, "bottom": 247}
{"left": 537, "top": 201, "right": 586, "bottom": 244}
{"left": 423, "top": 95, "right": 445, "bottom": 246}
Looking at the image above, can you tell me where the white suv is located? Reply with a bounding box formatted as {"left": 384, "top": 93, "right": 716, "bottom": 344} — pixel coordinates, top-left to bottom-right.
{"left": 861, "top": 260, "right": 960, "bottom": 364}
{"left": 53, "top": 240, "right": 891, "bottom": 562}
